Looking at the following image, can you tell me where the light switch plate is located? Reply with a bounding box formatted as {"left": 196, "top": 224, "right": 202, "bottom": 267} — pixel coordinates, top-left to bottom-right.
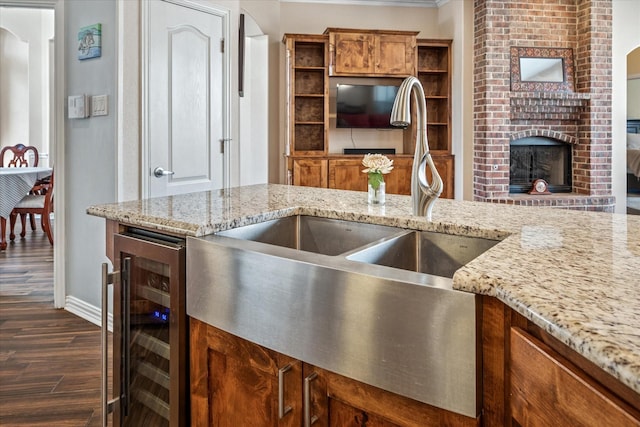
{"left": 91, "top": 94, "right": 108, "bottom": 117}
{"left": 68, "top": 95, "right": 88, "bottom": 119}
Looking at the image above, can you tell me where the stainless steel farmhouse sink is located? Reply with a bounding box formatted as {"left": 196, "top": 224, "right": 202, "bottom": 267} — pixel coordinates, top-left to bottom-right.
{"left": 187, "top": 215, "right": 502, "bottom": 418}
{"left": 216, "top": 215, "right": 401, "bottom": 256}
{"left": 347, "top": 230, "right": 500, "bottom": 278}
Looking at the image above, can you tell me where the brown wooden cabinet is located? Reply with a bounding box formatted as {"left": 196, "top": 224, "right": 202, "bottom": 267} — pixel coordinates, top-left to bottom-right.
{"left": 481, "top": 297, "right": 640, "bottom": 427}
{"left": 383, "top": 156, "right": 413, "bottom": 195}
{"left": 190, "top": 318, "right": 302, "bottom": 426}
{"left": 291, "top": 158, "right": 328, "bottom": 188}
{"left": 510, "top": 328, "right": 640, "bottom": 426}
{"left": 190, "top": 318, "right": 480, "bottom": 427}
{"left": 328, "top": 156, "right": 412, "bottom": 195}
{"left": 327, "top": 158, "right": 367, "bottom": 192}
{"left": 430, "top": 154, "right": 454, "bottom": 199}
{"left": 283, "top": 31, "right": 454, "bottom": 198}
{"left": 326, "top": 155, "right": 452, "bottom": 198}
{"left": 326, "top": 28, "right": 417, "bottom": 77}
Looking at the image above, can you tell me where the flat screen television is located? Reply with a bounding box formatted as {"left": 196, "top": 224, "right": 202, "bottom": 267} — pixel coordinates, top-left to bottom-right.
{"left": 336, "top": 84, "right": 400, "bottom": 129}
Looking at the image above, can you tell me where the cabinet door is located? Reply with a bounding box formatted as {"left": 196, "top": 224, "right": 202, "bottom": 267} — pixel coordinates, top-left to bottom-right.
{"left": 330, "top": 31, "right": 416, "bottom": 76}
{"left": 329, "top": 157, "right": 412, "bottom": 195}
{"left": 384, "top": 157, "right": 413, "bottom": 195}
{"left": 303, "top": 365, "right": 479, "bottom": 427}
{"left": 510, "top": 328, "right": 640, "bottom": 427}
{"left": 293, "top": 158, "right": 328, "bottom": 188}
{"left": 331, "top": 32, "right": 375, "bottom": 75}
{"left": 429, "top": 154, "right": 454, "bottom": 199}
{"left": 376, "top": 34, "right": 416, "bottom": 76}
{"left": 190, "top": 319, "right": 302, "bottom": 427}
{"left": 328, "top": 158, "right": 367, "bottom": 191}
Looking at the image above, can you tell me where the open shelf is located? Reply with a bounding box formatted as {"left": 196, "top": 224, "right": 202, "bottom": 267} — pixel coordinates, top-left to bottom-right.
{"left": 286, "top": 34, "right": 329, "bottom": 156}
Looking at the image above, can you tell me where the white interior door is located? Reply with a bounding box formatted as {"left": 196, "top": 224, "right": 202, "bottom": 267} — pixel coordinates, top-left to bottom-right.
{"left": 146, "top": 0, "right": 226, "bottom": 198}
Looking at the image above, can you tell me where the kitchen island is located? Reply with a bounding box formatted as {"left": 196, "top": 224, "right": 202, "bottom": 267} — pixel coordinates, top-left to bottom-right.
{"left": 88, "top": 184, "right": 640, "bottom": 425}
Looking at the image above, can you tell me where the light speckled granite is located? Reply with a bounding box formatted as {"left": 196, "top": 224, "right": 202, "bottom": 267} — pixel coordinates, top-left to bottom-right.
{"left": 87, "top": 184, "right": 640, "bottom": 395}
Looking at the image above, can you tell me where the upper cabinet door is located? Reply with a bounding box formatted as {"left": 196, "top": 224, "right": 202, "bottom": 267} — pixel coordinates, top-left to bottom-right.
{"left": 376, "top": 34, "right": 416, "bottom": 76}
{"left": 327, "top": 29, "right": 417, "bottom": 77}
{"left": 331, "top": 32, "right": 375, "bottom": 75}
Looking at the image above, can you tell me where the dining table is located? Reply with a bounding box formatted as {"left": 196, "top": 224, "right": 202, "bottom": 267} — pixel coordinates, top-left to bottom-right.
{"left": 0, "top": 166, "right": 53, "bottom": 250}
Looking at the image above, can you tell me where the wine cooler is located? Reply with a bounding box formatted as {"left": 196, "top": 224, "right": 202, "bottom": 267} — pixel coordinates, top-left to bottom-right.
{"left": 102, "top": 228, "right": 187, "bottom": 426}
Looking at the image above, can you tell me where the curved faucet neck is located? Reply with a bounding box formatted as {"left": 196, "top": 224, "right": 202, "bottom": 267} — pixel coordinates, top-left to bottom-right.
{"left": 390, "top": 76, "right": 443, "bottom": 220}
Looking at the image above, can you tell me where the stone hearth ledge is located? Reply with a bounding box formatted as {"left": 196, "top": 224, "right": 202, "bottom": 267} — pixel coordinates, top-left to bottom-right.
{"left": 87, "top": 183, "right": 640, "bottom": 396}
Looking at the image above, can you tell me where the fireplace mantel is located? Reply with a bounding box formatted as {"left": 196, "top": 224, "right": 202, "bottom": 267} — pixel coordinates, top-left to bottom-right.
{"left": 510, "top": 92, "right": 591, "bottom": 121}
{"left": 509, "top": 91, "right": 591, "bottom": 100}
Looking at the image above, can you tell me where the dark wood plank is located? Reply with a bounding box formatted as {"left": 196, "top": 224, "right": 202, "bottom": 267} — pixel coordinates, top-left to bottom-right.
{"left": 0, "top": 229, "right": 110, "bottom": 426}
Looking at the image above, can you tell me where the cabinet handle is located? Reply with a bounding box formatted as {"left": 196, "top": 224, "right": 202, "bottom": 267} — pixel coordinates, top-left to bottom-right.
{"left": 278, "top": 364, "right": 293, "bottom": 418}
{"left": 101, "top": 263, "right": 120, "bottom": 427}
{"left": 304, "top": 372, "right": 319, "bottom": 427}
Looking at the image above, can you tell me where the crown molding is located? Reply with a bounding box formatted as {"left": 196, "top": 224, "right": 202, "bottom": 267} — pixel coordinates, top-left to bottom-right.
{"left": 279, "top": 0, "right": 448, "bottom": 8}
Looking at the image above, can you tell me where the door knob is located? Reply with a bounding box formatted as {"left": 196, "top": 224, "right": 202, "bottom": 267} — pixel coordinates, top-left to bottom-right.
{"left": 153, "top": 167, "right": 175, "bottom": 178}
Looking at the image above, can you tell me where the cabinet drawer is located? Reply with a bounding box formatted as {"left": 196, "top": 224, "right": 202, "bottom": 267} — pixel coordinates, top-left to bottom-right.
{"left": 510, "top": 327, "right": 640, "bottom": 426}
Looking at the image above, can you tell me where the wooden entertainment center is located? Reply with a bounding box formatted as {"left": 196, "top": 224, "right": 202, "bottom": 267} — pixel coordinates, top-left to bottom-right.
{"left": 283, "top": 29, "right": 454, "bottom": 198}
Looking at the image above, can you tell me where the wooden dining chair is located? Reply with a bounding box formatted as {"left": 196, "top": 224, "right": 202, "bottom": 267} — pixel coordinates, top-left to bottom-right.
{"left": 0, "top": 143, "right": 44, "bottom": 231}
{"left": 0, "top": 144, "right": 39, "bottom": 167}
{"left": 9, "top": 171, "right": 54, "bottom": 246}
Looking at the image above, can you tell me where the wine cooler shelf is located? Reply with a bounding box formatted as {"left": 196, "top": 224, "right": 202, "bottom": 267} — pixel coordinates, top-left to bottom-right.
{"left": 134, "top": 330, "right": 170, "bottom": 360}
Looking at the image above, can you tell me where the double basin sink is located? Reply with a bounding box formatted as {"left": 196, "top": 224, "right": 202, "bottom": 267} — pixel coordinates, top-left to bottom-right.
{"left": 186, "top": 215, "right": 500, "bottom": 417}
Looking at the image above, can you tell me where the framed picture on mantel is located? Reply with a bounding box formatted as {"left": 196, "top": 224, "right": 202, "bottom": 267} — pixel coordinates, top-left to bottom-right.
{"left": 510, "top": 46, "right": 575, "bottom": 92}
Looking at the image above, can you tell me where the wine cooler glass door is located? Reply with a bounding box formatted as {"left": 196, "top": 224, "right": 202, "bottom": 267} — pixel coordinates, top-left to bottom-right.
{"left": 113, "top": 232, "right": 186, "bottom": 427}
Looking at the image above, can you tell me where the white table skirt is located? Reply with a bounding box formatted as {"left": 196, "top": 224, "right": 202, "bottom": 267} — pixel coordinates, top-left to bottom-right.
{"left": 0, "top": 167, "right": 52, "bottom": 219}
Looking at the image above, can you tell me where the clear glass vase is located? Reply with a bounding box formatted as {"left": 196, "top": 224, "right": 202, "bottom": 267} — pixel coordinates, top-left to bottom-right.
{"left": 368, "top": 181, "right": 386, "bottom": 206}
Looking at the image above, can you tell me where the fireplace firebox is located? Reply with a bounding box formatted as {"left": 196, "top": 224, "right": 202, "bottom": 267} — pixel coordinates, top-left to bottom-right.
{"left": 510, "top": 137, "right": 572, "bottom": 193}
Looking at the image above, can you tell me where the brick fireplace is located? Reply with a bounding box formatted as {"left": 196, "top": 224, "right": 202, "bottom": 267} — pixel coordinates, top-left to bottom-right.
{"left": 473, "top": 0, "right": 615, "bottom": 211}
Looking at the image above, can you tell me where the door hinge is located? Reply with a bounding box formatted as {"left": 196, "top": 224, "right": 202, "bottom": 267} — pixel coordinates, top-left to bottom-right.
{"left": 220, "top": 138, "right": 231, "bottom": 154}
{"left": 220, "top": 38, "right": 225, "bottom": 53}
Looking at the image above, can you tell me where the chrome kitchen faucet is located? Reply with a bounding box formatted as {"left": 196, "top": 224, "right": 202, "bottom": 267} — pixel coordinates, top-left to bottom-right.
{"left": 390, "top": 76, "right": 443, "bottom": 220}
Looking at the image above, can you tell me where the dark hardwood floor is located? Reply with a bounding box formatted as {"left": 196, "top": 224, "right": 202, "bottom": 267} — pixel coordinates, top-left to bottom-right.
{"left": 0, "top": 228, "right": 108, "bottom": 426}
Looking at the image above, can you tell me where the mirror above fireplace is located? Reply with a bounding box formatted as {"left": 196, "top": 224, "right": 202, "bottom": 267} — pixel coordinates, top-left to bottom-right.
{"left": 510, "top": 47, "right": 575, "bottom": 92}
{"left": 519, "top": 58, "right": 563, "bottom": 82}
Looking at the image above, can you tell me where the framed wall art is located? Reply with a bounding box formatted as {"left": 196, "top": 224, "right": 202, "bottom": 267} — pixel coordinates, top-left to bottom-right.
{"left": 78, "top": 23, "right": 102, "bottom": 60}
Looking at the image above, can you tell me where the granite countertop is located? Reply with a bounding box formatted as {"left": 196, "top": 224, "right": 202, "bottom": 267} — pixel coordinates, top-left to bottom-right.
{"left": 87, "top": 183, "right": 640, "bottom": 395}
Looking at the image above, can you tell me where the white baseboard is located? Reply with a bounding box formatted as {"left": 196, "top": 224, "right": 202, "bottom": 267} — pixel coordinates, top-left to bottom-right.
{"left": 65, "top": 295, "right": 113, "bottom": 332}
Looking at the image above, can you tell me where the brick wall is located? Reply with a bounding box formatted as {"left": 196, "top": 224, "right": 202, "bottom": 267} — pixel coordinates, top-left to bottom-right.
{"left": 473, "top": 0, "right": 613, "bottom": 211}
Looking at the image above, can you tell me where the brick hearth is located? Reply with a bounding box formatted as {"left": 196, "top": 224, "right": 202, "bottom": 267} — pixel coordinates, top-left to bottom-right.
{"left": 473, "top": 0, "right": 614, "bottom": 212}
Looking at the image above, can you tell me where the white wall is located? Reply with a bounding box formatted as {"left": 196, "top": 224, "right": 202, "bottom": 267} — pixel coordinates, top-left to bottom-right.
{"left": 239, "top": 33, "right": 269, "bottom": 185}
{"left": 0, "top": 27, "right": 29, "bottom": 148}
{"left": 0, "top": 7, "right": 54, "bottom": 164}
{"left": 65, "top": 0, "right": 116, "bottom": 310}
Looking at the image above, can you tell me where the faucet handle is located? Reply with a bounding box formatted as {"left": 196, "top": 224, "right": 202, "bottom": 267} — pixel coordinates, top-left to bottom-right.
{"left": 417, "top": 152, "right": 443, "bottom": 220}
